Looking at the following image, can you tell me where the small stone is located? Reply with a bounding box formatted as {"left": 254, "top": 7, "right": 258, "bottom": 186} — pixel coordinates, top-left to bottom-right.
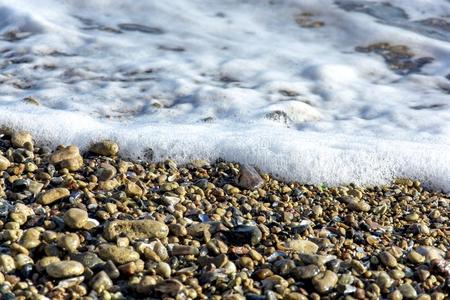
{"left": 37, "top": 188, "right": 70, "bottom": 205}
{"left": 64, "top": 208, "right": 88, "bottom": 229}
{"left": 236, "top": 165, "right": 264, "bottom": 189}
{"left": 171, "top": 245, "right": 199, "bottom": 256}
{"left": 0, "top": 155, "right": 11, "bottom": 171}
{"left": 253, "top": 268, "right": 273, "bottom": 280}
{"left": 58, "top": 233, "right": 80, "bottom": 253}
{"left": 36, "top": 256, "right": 60, "bottom": 272}
{"left": 155, "top": 279, "right": 184, "bottom": 296}
{"left": 97, "top": 244, "right": 140, "bottom": 265}
{"left": 72, "top": 252, "right": 105, "bottom": 269}
{"left": 49, "top": 145, "right": 83, "bottom": 171}
{"left": 56, "top": 276, "right": 84, "bottom": 289}
{"left": 312, "top": 270, "right": 338, "bottom": 294}
{"left": 89, "top": 140, "right": 119, "bottom": 157}
{"left": 292, "top": 264, "right": 320, "bottom": 279}
{"left": 95, "top": 164, "right": 117, "bottom": 181}
{"left": 398, "top": 283, "right": 417, "bottom": 299}
{"left": 223, "top": 225, "right": 262, "bottom": 246}
{"left": 90, "top": 271, "right": 113, "bottom": 293}
{"left": 19, "top": 228, "right": 41, "bottom": 249}
{"left": 46, "top": 260, "right": 84, "bottom": 278}
{"left": 416, "top": 246, "right": 444, "bottom": 262}
{"left": 348, "top": 199, "right": 371, "bottom": 212}
{"left": 11, "top": 132, "right": 32, "bottom": 148}
{"left": 408, "top": 250, "right": 425, "bottom": 264}
{"left": 169, "top": 224, "right": 187, "bottom": 237}
{"left": 285, "top": 239, "right": 319, "bottom": 254}
{"left": 125, "top": 181, "right": 143, "bottom": 197}
{"left": 156, "top": 261, "right": 171, "bottom": 278}
{"left": 14, "top": 254, "right": 33, "bottom": 268}
{"left": 405, "top": 213, "right": 420, "bottom": 222}
{"left": 0, "top": 254, "right": 16, "bottom": 273}
{"left": 379, "top": 251, "right": 398, "bottom": 268}
{"left": 103, "top": 219, "right": 169, "bottom": 241}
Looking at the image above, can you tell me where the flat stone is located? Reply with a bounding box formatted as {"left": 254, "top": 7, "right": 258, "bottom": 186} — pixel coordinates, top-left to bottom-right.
{"left": 285, "top": 239, "right": 319, "bottom": 254}
{"left": 37, "top": 188, "right": 70, "bottom": 205}
{"left": 89, "top": 140, "right": 119, "bottom": 157}
{"left": 292, "top": 264, "right": 320, "bottom": 279}
{"left": 72, "top": 252, "right": 105, "bottom": 269}
{"left": 97, "top": 244, "right": 140, "bottom": 265}
{"left": 236, "top": 165, "right": 264, "bottom": 189}
{"left": 64, "top": 208, "right": 88, "bottom": 229}
{"left": 49, "top": 145, "right": 83, "bottom": 171}
{"left": 46, "top": 260, "right": 84, "bottom": 278}
{"left": 223, "top": 225, "right": 262, "bottom": 246}
{"left": 0, "top": 155, "right": 10, "bottom": 171}
{"left": 312, "top": 270, "right": 338, "bottom": 294}
{"left": 103, "top": 219, "right": 169, "bottom": 241}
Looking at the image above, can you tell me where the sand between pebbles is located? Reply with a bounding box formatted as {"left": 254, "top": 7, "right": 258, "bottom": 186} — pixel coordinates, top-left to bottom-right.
{"left": 0, "top": 131, "right": 448, "bottom": 299}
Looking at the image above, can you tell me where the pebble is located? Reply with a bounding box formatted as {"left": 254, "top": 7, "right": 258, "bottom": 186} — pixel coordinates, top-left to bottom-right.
{"left": 379, "top": 251, "right": 398, "bottom": 268}
{"left": 0, "top": 155, "right": 10, "bottom": 170}
{"left": 292, "top": 264, "right": 320, "bottom": 279}
{"left": 19, "top": 228, "right": 41, "bottom": 249}
{"left": 11, "top": 131, "right": 33, "bottom": 148}
{"left": 97, "top": 244, "right": 140, "bottom": 264}
{"left": 49, "top": 145, "right": 83, "bottom": 171}
{"left": 223, "top": 225, "right": 262, "bottom": 246}
{"left": 64, "top": 208, "right": 89, "bottom": 229}
{"left": 408, "top": 250, "right": 425, "bottom": 264}
{"left": 398, "top": 283, "right": 417, "bottom": 299}
{"left": 312, "top": 270, "right": 338, "bottom": 293}
{"left": 285, "top": 239, "right": 319, "bottom": 254}
{"left": 90, "top": 271, "right": 113, "bottom": 293}
{"left": 103, "top": 219, "right": 169, "bottom": 241}
{"left": 236, "top": 165, "right": 264, "bottom": 189}
{"left": 46, "top": 260, "right": 84, "bottom": 278}
{"left": 89, "top": 140, "right": 119, "bottom": 157}
{"left": 37, "top": 188, "right": 70, "bottom": 205}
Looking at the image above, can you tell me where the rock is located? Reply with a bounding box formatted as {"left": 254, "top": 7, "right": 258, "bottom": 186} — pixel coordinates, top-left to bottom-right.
{"left": 0, "top": 155, "right": 10, "bottom": 171}
{"left": 89, "top": 140, "right": 119, "bottom": 157}
{"left": 49, "top": 145, "right": 83, "bottom": 171}
{"left": 56, "top": 276, "right": 84, "bottom": 289}
{"left": 19, "top": 228, "right": 41, "bottom": 249}
{"left": 103, "top": 219, "right": 169, "bottom": 241}
{"left": 46, "top": 260, "right": 84, "bottom": 278}
{"left": 97, "top": 244, "right": 140, "bottom": 265}
{"left": 95, "top": 163, "right": 117, "bottom": 181}
{"left": 155, "top": 279, "right": 184, "bottom": 296}
{"left": 379, "top": 251, "right": 398, "bottom": 268}
{"left": 169, "top": 224, "right": 187, "bottom": 237}
{"left": 37, "top": 188, "right": 70, "bottom": 205}
{"left": 125, "top": 181, "right": 143, "bottom": 197}
{"left": 236, "top": 165, "right": 264, "bottom": 189}
{"left": 408, "top": 250, "right": 425, "bottom": 264}
{"left": 348, "top": 199, "right": 371, "bottom": 212}
{"left": 72, "top": 252, "right": 105, "bottom": 269}
{"left": 64, "top": 208, "right": 88, "bottom": 229}
{"left": 156, "top": 262, "right": 171, "bottom": 278}
{"left": 171, "top": 245, "right": 199, "bottom": 256}
{"left": 416, "top": 246, "right": 445, "bottom": 263}
{"left": 0, "top": 254, "right": 16, "bottom": 273}
{"left": 312, "top": 270, "right": 338, "bottom": 294}
{"left": 223, "top": 225, "right": 262, "bottom": 246}
{"left": 285, "top": 239, "right": 319, "bottom": 254}
{"left": 399, "top": 283, "right": 417, "bottom": 299}
{"left": 58, "top": 233, "right": 80, "bottom": 253}
{"left": 11, "top": 132, "right": 32, "bottom": 148}
{"left": 253, "top": 268, "right": 273, "bottom": 280}
{"left": 28, "top": 181, "right": 44, "bottom": 196}
{"left": 90, "top": 271, "right": 113, "bottom": 293}
{"left": 136, "top": 276, "right": 158, "bottom": 294}
{"left": 292, "top": 264, "right": 320, "bottom": 279}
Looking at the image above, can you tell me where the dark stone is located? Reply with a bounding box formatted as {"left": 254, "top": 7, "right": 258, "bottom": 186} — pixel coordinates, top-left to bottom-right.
{"left": 223, "top": 225, "right": 262, "bottom": 246}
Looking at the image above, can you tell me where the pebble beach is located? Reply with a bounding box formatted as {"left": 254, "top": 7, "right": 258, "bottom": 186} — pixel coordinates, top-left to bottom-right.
{"left": 0, "top": 132, "right": 448, "bottom": 299}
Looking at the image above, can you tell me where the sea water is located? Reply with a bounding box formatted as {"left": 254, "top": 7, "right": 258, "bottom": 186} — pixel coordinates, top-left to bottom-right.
{"left": 0, "top": 0, "right": 449, "bottom": 190}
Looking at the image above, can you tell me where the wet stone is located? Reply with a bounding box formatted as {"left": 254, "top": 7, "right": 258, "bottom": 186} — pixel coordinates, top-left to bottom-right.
{"left": 292, "top": 264, "right": 320, "bottom": 279}
{"left": 49, "top": 145, "right": 83, "bottom": 171}
{"left": 312, "top": 270, "right": 338, "bottom": 294}
{"left": 89, "top": 140, "right": 119, "bottom": 157}
{"left": 236, "top": 165, "right": 264, "bottom": 189}
{"left": 223, "top": 225, "right": 262, "bottom": 246}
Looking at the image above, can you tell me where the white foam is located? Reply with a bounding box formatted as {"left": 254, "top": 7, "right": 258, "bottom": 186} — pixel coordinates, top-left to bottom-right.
{"left": 0, "top": 0, "right": 449, "bottom": 191}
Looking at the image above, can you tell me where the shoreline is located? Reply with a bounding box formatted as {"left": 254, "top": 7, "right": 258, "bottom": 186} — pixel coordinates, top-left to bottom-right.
{"left": 0, "top": 132, "right": 448, "bottom": 299}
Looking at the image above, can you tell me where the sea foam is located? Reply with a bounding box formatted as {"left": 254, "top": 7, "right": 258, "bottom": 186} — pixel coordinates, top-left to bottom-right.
{"left": 0, "top": 0, "right": 449, "bottom": 190}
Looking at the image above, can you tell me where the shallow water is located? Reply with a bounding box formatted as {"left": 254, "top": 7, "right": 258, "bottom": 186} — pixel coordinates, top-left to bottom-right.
{"left": 0, "top": 0, "right": 449, "bottom": 190}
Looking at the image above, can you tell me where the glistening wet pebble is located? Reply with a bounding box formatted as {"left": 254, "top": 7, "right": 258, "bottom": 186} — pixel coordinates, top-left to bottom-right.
{"left": 0, "top": 131, "right": 448, "bottom": 299}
